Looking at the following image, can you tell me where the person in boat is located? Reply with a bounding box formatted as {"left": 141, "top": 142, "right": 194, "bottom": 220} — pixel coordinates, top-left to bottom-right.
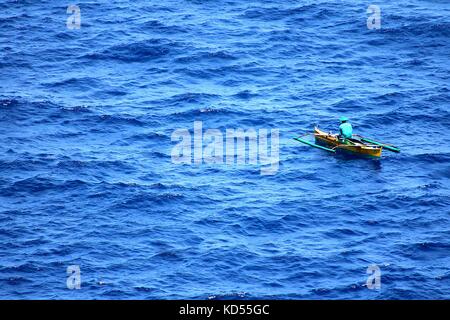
{"left": 338, "top": 117, "right": 353, "bottom": 143}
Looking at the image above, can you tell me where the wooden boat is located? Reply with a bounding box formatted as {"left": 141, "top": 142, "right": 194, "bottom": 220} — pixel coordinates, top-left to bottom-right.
{"left": 313, "top": 127, "right": 382, "bottom": 158}
{"left": 294, "top": 126, "right": 399, "bottom": 158}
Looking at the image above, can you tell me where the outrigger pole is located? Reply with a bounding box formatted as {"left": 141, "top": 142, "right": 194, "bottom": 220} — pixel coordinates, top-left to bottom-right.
{"left": 353, "top": 135, "right": 400, "bottom": 153}
{"left": 293, "top": 136, "right": 336, "bottom": 153}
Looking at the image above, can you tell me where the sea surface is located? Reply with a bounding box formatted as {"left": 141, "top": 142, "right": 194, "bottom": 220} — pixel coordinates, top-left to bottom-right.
{"left": 1, "top": 0, "right": 449, "bottom": 299}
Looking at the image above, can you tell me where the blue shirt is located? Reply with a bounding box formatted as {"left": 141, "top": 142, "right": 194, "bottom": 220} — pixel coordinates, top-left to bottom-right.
{"left": 339, "top": 122, "right": 353, "bottom": 139}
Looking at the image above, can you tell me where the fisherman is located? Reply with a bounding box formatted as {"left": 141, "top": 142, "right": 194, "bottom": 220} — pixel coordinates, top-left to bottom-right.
{"left": 338, "top": 117, "right": 353, "bottom": 143}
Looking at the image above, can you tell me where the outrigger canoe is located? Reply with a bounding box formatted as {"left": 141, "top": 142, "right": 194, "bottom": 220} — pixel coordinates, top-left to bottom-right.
{"left": 294, "top": 127, "right": 400, "bottom": 158}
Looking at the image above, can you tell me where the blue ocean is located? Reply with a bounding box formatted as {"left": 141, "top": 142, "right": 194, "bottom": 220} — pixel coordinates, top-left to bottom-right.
{"left": 1, "top": 0, "right": 449, "bottom": 299}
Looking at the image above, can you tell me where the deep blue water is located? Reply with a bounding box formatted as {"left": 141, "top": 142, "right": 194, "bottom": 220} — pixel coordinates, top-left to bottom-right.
{"left": 1, "top": 0, "right": 449, "bottom": 299}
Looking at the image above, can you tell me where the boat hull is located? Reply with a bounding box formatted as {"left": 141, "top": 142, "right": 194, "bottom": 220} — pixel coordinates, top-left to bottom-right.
{"left": 314, "top": 127, "right": 382, "bottom": 158}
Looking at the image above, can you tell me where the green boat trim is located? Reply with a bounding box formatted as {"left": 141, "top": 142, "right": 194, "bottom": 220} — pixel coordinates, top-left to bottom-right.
{"left": 293, "top": 137, "right": 336, "bottom": 153}
{"left": 357, "top": 137, "right": 400, "bottom": 153}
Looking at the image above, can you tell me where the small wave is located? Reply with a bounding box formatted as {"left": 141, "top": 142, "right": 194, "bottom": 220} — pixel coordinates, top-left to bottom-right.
{"left": 365, "top": 109, "right": 450, "bottom": 125}
{"left": 175, "top": 50, "right": 238, "bottom": 63}
{"left": 170, "top": 106, "right": 245, "bottom": 118}
{"left": 44, "top": 77, "right": 101, "bottom": 89}
{"left": 125, "top": 131, "right": 168, "bottom": 142}
{"left": 207, "top": 291, "right": 249, "bottom": 300}
{"left": 55, "top": 159, "right": 134, "bottom": 172}
{"left": 0, "top": 98, "right": 19, "bottom": 108}
{"left": 157, "top": 92, "right": 220, "bottom": 107}
{"left": 240, "top": 4, "right": 317, "bottom": 21}
{"left": 381, "top": 21, "right": 450, "bottom": 38}
{"left": 0, "top": 276, "right": 33, "bottom": 286}
{"left": 83, "top": 39, "right": 179, "bottom": 62}
{"left": 372, "top": 92, "right": 407, "bottom": 102}
{"left": 0, "top": 262, "right": 41, "bottom": 273}
{"left": 110, "top": 192, "right": 185, "bottom": 210}
{"left": 206, "top": 62, "right": 270, "bottom": 77}
{"left": 151, "top": 250, "right": 184, "bottom": 262}
{"left": 141, "top": 20, "right": 187, "bottom": 34}
{"left": 2, "top": 177, "right": 87, "bottom": 196}
{"left": 85, "top": 113, "right": 146, "bottom": 127}
{"left": 395, "top": 241, "right": 450, "bottom": 260}
{"left": 232, "top": 90, "right": 259, "bottom": 99}
{"left": 60, "top": 105, "right": 93, "bottom": 113}
{"left": 401, "top": 153, "right": 450, "bottom": 165}
{"left": 324, "top": 228, "right": 368, "bottom": 238}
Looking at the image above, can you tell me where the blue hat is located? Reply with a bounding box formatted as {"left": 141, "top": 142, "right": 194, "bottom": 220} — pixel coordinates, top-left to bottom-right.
{"left": 340, "top": 116, "right": 349, "bottom": 123}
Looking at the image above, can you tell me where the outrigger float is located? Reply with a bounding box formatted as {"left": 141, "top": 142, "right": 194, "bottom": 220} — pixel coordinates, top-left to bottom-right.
{"left": 294, "top": 127, "right": 400, "bottom": 158}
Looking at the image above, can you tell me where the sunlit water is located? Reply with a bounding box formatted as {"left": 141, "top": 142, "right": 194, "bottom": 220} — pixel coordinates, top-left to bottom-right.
{"left": 0, "top": 0, "right": 449, "bottom": 299}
